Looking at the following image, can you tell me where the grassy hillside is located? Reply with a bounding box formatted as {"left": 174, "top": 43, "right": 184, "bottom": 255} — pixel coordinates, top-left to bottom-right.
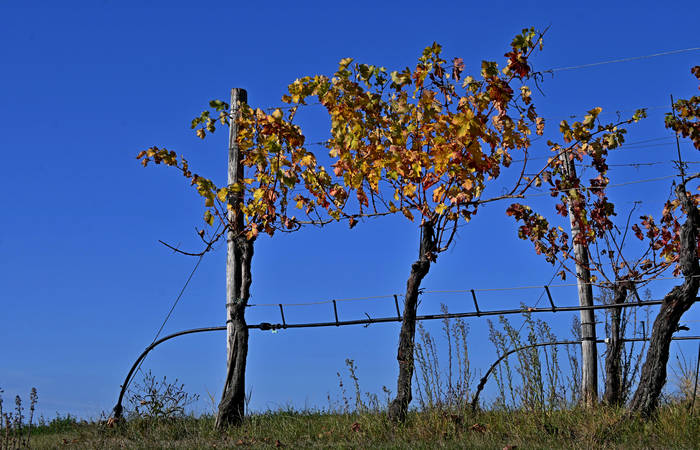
{"left": 6, "top": 405, "right": 699, "bottom": 449}
{"left": 4, "top": 313, "right": 698, "bottom": 448}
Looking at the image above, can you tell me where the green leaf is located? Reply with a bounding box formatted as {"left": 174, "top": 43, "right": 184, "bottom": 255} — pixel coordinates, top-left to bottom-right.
{"left": 209, "top": 99, "right": 229, "bottom": 111}
{"left": 480, "top": 61, "right": 498, "bottom": 78}
{"left": 358, "top": 64, "right": 371, "bottom": 81}
{"left": 390, "top": 69, "right": 411, "bottom": 89}
{"left": 633, "top": 108, "right": 648, "bottom": 122}
{"left": 204, "top": 210, "right": 214, "bottom": 226}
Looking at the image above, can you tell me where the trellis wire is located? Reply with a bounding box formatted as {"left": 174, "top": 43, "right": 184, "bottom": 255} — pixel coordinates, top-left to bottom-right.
{"left": 113, "top": 294, "right": 700, "bottom": 419}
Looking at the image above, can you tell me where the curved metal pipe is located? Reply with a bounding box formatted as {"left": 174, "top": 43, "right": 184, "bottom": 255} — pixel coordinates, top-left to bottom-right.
{"left": 470, "top": 335, "right": 700, "bottom": 412}
{"left": 111, "top": 296, "right": 699, "bottom": 419}
{"left": 112, "top": 326, "right": 226, "bottom": 419}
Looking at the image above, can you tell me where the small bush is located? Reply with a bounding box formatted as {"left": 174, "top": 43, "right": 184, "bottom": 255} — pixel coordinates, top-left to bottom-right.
{"left": 125, "top": 370, "right": 199, "bottom": 420}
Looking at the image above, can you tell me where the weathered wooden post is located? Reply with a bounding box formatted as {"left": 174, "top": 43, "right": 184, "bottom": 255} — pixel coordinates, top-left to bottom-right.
{"left": 216, "top": 88, "right": 254, "bottom": 428}
{"left": 559, "top": 151, "right": 598, "bottom": 406}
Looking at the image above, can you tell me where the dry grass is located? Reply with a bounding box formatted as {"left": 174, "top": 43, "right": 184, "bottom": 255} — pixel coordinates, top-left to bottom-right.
{"left": 5, "top": 306, "right": 698, "bottom": 449}
{"left": 18, "top": 405, "right": 700, "bottom": 449}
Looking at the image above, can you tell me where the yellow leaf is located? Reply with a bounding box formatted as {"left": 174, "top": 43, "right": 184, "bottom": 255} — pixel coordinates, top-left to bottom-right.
{"left": 432, "top": 185, "right": 445, "bottom": 203}
{"left": 253, "top": 188, "right": 265, "bottom": 201}
{"left": 338, "top": 57, "right": 354, "bottom": 71}
{"left": 300, "top": 154, "right": 315, "bottom": 166}
{"left": 536, "top": 117, "right": 545, "bottom": 136}
{"left": 403, "top": 183, "right": 417, "bottom": 198}
{"left": 520, "top": 86, "right": 532, "bottom": 102}
{"left": 217, "top": 188, "right": 228, "bottom": 202}
{"left": 204, "top": 210, "right": 214, "bottom": 226}
{"left": 247, "top": 224, "right": 259, "bottom": 239}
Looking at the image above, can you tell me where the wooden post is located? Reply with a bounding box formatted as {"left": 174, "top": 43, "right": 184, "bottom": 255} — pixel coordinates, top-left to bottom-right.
{"left": 216, "top": 88, "right": 251, "bottom": 429}
{"left": 559, "top": 151, "right": 598, "bottom": 406}
{"left": 226, "top": 88, "right": 247, "bottom": 362}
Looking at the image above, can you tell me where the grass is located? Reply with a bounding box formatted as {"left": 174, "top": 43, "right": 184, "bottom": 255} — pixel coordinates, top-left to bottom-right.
{"left": 4, "top": 304, "right": 699, "bottom": 448}
{"left": 15, "top": 404, "right": 700, "bottom": 449}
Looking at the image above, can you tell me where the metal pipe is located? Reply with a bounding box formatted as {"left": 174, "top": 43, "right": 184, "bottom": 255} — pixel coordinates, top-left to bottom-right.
{"left": 471, "top": 335, "right": 700, "bottom": 412}
{"left": 113, "top": 297, "right": 699, "bottom": 418}
{"left": 112, "top": 326, "right": 226, "bottom": 419}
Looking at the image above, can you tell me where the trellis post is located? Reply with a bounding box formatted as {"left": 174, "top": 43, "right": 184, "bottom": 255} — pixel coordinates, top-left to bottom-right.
{"left": 559, "top": 151, "right": 598, "bottom": 406}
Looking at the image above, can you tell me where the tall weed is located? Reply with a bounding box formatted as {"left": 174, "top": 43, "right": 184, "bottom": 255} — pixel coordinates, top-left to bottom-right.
{"left": 414, "top": 304, "right": 473, "bottom": 411}
{"left": 0, "top": 387, "right": 38, "bottom": 450}
{"left": 487, "top": 310, "right": 568, "bottom": 411}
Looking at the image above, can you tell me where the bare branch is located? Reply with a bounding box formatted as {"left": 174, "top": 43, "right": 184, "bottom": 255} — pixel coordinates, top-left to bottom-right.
{"left": 158, "top": 225, "right": 225, "bottom": 257}
{"left": 438, "top": 218, "right": 459, "bottom": 253}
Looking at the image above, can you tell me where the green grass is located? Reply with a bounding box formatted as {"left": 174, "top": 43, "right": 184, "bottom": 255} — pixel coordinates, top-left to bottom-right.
{"left": 17, "top": 404, "right": 700, "bottom": 449}
{"left": 5, "top": 310, "right": 698, "bottom": 448}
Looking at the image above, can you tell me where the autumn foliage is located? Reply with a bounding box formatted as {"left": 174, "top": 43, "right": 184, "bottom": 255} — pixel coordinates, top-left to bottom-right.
{"left": 276, "top": 30, "right": 547, "bottom": 257}
{"left": 138, "top": 28, "right": 550, "bottom": 255}
{"left": 503, "top": 102, "right": 700, "bottom": 283}
{"left": 665, "top": 66, "right": 700, "bottom": 150}
{"left": 136, "top": 27, "right": 700, "bottom": 421}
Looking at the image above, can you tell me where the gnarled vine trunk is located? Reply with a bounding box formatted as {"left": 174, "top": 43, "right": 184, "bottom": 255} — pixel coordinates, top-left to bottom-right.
{"left": 603, "top": 282, "right": 629, "bottom": 407}
{"left": 388, "top": 221, "right": 435, "bottom": 423}
{"left": 216, "top": 236, "right": 254, "bottom": 428}
{"left": 629, "top": 184, "right": 700, "bottom": 417}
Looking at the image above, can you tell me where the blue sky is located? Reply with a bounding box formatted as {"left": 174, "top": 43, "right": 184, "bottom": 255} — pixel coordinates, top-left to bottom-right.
{"left": 2, "top": 1, "right": 699, "bottom": 419}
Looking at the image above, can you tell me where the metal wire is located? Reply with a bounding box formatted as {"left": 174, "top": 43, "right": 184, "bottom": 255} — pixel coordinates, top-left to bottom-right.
{"left": 248, "top": 296, "right": 698, "bottom": 331}
{"left": 245, "top": 275, "right": 699, "bottom": 310}
{"left": 123, "top": 226, "right": 220, "bottom": 395}
{"left": 113, "top": 295, "right": 700, "bottom": 419}
{"left": 248, "top": 293, "right": 396, "bottom": 307}
{"left": 546, "top": 47, "right": 700, "bottom": 73}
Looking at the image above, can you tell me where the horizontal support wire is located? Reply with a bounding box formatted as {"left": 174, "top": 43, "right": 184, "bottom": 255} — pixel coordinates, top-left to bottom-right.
{"left": 246, "top": 274, "right": 700, "bottom": 309}
{"left": 254, "top": 42, "right": 700, "bottom": 118}
{"left": 248, "top": 293, "right": 395, "bottom": 307}
{"left": 247, "top": 297, "right": 699, "bottom": 331}
{"left": 114, "top": 296, "right": 699, "bottom": 418}
{"left": 546, "top": 46, "right": 700, "bottom": 73}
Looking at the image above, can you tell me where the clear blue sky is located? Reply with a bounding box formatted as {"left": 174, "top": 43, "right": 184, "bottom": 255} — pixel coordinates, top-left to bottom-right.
{"left": 2, "top": 1, "right": 699, "bottom": 419}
